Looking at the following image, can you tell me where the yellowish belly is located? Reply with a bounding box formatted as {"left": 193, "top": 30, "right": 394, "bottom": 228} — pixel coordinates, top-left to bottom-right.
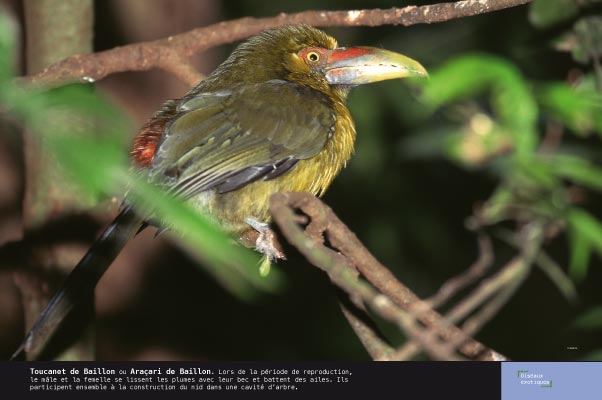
{"left": 208, "top": 153, "right": 336, "bottom": 234}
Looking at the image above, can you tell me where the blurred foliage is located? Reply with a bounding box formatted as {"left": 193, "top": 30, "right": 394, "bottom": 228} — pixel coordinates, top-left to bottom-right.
{"left": 573, "top": 305, "right": 602, "bottom": 331}
{"left": 405, "top": 50, "right": 602, "bottom": 284}
{"left": 530, "top": 0, "right": 576, "bottom": 28}
{"left": 567, "top": 208, "right": 602, "bottom": 281}
{"left": 538, "top": 79, "right": 602, "bottom": 136}
{"left": 536, "top": 0, "right": 602, "bottom": 90}
{"left": 0, "top": 7, "right": 282, "bottom": 301}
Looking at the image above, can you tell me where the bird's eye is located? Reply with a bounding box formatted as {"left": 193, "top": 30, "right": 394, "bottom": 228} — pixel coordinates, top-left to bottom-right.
{"left": 306, "top": 51, "right": 320, "bottom": 62}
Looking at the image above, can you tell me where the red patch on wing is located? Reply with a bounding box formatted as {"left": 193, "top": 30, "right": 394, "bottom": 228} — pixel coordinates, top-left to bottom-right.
{"left": 131, "top": 117, "right": 168, "bottom": 168}
{"left": 328, "top": 47, "right": 371, "bottom": 63}
{"left": 132, "top": 100, "right": 179, "bottom": 168}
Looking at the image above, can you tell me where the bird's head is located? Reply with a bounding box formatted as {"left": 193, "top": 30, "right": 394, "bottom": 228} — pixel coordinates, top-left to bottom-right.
{"left": 204, "top": 25, "right": 427, "bottom": 100}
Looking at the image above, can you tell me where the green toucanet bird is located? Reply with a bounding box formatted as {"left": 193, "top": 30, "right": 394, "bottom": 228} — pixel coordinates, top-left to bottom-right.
{"left": 13, "top": 25, "right": 427, "bottom": 359}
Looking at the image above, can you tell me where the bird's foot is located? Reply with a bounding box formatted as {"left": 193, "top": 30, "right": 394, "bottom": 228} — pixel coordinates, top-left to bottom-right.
{"left": 245, "top": 218, "right": 286, "bottom": 276}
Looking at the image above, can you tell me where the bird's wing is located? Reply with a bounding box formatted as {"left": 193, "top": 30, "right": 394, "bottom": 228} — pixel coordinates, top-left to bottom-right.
{"left": 149, "top": 80, "right": 335, "bottom": 197}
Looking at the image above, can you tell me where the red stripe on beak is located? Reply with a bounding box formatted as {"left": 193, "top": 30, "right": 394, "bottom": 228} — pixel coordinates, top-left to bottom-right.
{"left": 328, "top": 47, "right": 372, "bottom": 63}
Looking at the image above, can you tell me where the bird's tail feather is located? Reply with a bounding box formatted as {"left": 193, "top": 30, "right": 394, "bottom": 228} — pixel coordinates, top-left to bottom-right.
{"left": 10, "top": 206, "right": 144, "bottom": 360}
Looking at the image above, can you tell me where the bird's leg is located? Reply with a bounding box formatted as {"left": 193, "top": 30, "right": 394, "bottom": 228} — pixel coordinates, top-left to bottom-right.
{"left": 245, "top": 218, "right": 286, "bottom": 276}
{"left": 245, "top": 218, "right": 286, "bottom": 260}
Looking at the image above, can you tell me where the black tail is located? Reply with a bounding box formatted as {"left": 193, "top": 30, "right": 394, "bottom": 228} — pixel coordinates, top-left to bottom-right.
{"left": 11, "top": 206, "right": 144, "bottom": 360}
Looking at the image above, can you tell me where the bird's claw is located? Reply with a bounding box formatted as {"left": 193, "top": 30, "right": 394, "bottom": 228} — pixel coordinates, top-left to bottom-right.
{"left": 254, "top": 227, "right": 286, "bottom": 261}
{"left": 245, "top": 218, "right": 286, "bottom": 276}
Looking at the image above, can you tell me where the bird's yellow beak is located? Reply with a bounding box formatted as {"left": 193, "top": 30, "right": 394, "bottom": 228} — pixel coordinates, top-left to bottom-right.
{"left": 325, "top": 46, "right": 427, "bottom": 85}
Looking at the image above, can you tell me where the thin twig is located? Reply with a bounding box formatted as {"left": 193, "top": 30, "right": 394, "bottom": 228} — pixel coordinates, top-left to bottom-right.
{"left": 496, "top": 227, "right": 578, "bottom": 304}
{"left": 426, "top": 233, "right": 494, "bottom": 308}
{"left": 461, "top": 259, "right": 528, "bottom": 336}
{"left": 22, "top": 0, "right": 532, "bottom": 87}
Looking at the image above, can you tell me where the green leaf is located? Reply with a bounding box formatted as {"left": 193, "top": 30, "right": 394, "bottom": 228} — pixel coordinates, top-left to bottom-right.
{"left": 529, "top": 0, "right": 578, "bottom": 29}
{"left": 480, "top": 186, "right": 515, "bottom": 224}
{"left": 516, "top": 157, "right": 559, "bottom": 190}
{"left": 547, "top": 154, "right": 602, "bottom": 192}
{"left": 421, "top": 54, "right": 538, "bottom": 158}
{"left": 23, "top": 85, "right": 131, "bottom": 199}
{"left": 538, "top": 82, "right": 602, "bottom": 136}
{"left": 573, "top": 306, "right": 602, "bottom": 331}
{"left": 568, "top": 225, "right": 593, "bottom": 282}
{"left": 49, "top": 134, "right": 127, "bottom": 199}
{"left": 535, "top": 251, "right": 579, "bottom": 304}
{"left": 568, "top": 208, "right": 602, "bottom": 247}
{"left": 574, "top": 17, "right": 602, "bottom": 62}
{"left": 420, "top": 54, "right": 514, "bottom": 108}
{"left": 567, "top": 208, "right": 602, "bottom": 281}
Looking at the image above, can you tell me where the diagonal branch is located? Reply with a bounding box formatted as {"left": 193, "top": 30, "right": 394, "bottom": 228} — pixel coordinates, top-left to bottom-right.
{"left": 269, "top": 192, "right": 507, "bottom": 361}
{"left": 23, "top": 0, "right": 532, "bottom": 87}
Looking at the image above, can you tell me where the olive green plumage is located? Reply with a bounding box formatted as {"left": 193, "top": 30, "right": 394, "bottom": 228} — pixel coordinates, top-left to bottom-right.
{"left": 145, "top": 25, "right": 355, "bottom": 234}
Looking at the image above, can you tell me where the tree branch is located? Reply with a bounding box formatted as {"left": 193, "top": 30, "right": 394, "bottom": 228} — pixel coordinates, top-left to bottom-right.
{"left": 269, "top": 192, "right": 507, "bottom": 361}
{"left": 23, "top": 0, "right": 532, "bottom": 87}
